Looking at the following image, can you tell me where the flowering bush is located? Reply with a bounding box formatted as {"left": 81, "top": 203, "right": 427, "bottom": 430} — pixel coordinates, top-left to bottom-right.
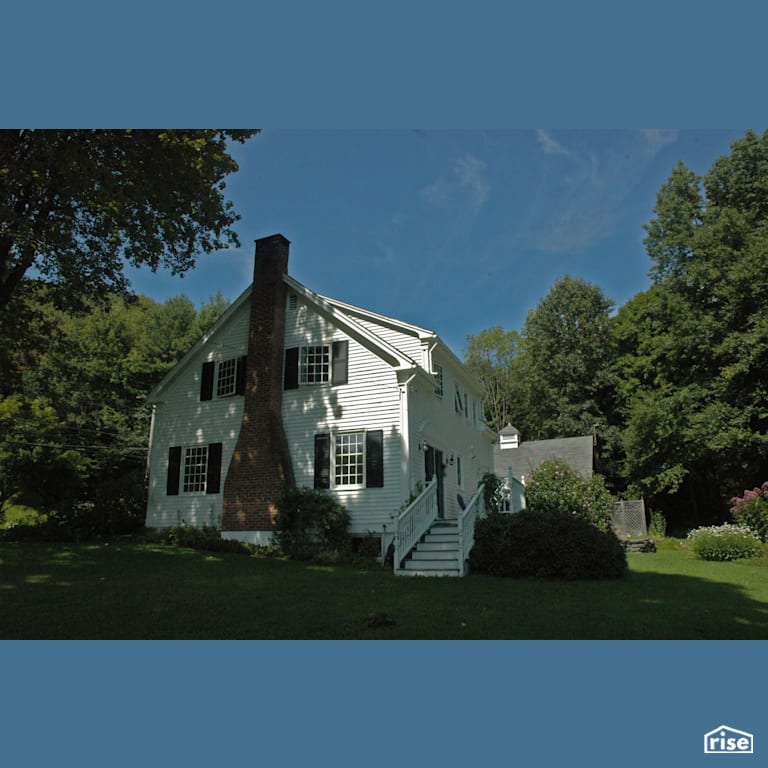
{"left": 730, "top": 482, "right": 768, "bottom": 541}
{"left": 686, "top": 523, "right": 762, "bottom": 561}
{"left": 525, "top": 458, "right": 615, "bottom": 531}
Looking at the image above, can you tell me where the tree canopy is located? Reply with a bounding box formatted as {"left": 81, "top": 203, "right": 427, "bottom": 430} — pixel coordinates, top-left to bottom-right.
{"left": 0, "top": 285, "right": 227, "bottom": 521}
{"left": 464, "top": 326, "right": 522, "bottom": 432}
{"left": 0, "top": 129, "right": 257, "bottom": 309}
{"left": 615, "top": 130, "right": 768, "bottom": 524}
{"left": 467, "top": 129, "right": 768, "bottom": 528}
{"left": 521, "top": 275, "right": 616, "bottom": 440}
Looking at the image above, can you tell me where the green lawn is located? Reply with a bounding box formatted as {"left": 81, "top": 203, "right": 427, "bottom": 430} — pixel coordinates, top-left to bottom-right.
{"left": 2, "top": 539, "right": 768, "bottom": 638}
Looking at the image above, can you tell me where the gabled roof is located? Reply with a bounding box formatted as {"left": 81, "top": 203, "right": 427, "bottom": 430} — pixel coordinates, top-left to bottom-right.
{"left": 494, "top": 434, "right": 595, "bottom": 481}
{"left": 284, "top": 275, "right": 419, "bottom": 371}
{"left": 316, "top": 286, "right": 485, "bottom": 397}
{"left": 320, "top": 292, "right": 435, "bottom": 341}
{"left": 147, "top": 273, "right": 438, "bottom": 403}
{"left": 146, "top": 283, "right": 252, "bottom": 402}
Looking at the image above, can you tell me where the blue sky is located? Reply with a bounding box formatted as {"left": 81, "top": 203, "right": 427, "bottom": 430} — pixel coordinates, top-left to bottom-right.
{"left": 128, "top": 128, "right": 752, "bottom": 356}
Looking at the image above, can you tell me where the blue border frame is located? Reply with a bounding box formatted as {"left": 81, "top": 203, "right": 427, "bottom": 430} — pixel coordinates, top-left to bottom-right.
{"left": 3, "top": 2, "right": 766, "bottom": 766}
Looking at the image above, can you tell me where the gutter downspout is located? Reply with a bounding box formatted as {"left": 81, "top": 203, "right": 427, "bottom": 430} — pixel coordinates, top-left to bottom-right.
{"left": 145, "top": 403, "right": 157, "bottom": 480}
{"left": 398, "top": 369, "right": 418, "bottom": 521}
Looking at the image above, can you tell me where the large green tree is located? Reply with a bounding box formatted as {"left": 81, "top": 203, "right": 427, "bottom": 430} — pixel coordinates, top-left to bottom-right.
{"left": 0, "top": 129, "right": 256, "bottom": 310}
{"left": 521, "top": 275, "right": 617, "bottom": 441}
{"left": 617, "top": 130, "right": 768, "bottom": 526}
{"left": 464, "top": 325, "right": 523, "bottom": 432}
{"left": 0, "top": 286, "right": 227, "bottom": 518}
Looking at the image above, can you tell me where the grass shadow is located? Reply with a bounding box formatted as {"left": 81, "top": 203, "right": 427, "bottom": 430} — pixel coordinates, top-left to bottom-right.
{"left": 2, "top": 543, "right": 768, "bottom": 638}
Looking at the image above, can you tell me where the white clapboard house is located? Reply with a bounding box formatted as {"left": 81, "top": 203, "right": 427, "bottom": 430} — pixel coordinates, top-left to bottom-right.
{"left": 145, "top": 234, "right": 494, "bottom": 575}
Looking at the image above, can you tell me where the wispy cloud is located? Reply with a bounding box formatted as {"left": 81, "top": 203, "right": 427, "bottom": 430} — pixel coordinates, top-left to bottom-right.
{"left": 529, "top": 129, "right": 680, "bottom": 254}
{"left": 420, "top": 153, "right": 490, "bottom": 209}
{"left": 537, "top": 129, "right": 571, "bottom": 156}
{"left": 640, "top": 128, "right": 679, "bottom": 154}
{"left": 537, "top": 209, "right": 619, "bottom": 253}
{"left": 454, "top": 154, "right": 490, "bottom": 206}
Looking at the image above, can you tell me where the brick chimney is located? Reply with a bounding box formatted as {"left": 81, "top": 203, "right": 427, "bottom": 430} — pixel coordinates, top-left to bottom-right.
{"left": 222, "top": 234, "right": 295, "bottom": 532}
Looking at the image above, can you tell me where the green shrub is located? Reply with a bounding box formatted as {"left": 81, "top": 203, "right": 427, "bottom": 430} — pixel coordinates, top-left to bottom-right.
{"left": 730, "top": 482, "right": 768, "bottom": 541}
{"left": 469, "top": 510, "right": 627, "bottom": 580}
{"left": 167, "top": 525, "right": 253, "bottom": 555}
{"left": 525, "top": 459, "right": 615, "bottom": 531}
{"left": 1, "top": 498, "right": 145, "bottom": 542}
{"left": 687, "top": 524, "right": 763, "bottom": 561}
{"left": 352, "top": 535, "right": 381, "bottom": 559}
{"left": 480, "top": 472, "right": 504, "bottom": 512}
{"left": 648, "top": 510, "right": 667, "bottom": 538}
{"left": 0, "top": 469, "right": 146, "bottom": 542}
{"left": 274, "top": 487, "right": 351, "bottom": 560}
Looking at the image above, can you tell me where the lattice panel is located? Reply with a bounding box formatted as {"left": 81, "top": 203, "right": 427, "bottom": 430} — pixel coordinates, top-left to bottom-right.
{"left": 612, "top": 500, "right": 647, "bottom": 538}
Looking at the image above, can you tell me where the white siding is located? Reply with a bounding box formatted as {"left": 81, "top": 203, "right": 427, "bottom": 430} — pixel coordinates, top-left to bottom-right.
{"left": 283, "top": 297, "right": 405, "bottom": 535}
{"left": 406, "top": 350, "right": 493, "bottom": 519}
{"left": 145, "top": 300, "right": 250, "bottom": 528}
{"left": 351, "top": 317, "right": 424, "bottom": 363}
{"left": 146, "top": 281, "right": 490, "bottom": 538}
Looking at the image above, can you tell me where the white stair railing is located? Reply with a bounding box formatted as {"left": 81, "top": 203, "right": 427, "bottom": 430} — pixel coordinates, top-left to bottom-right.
{"left": 394, "top": 478, "right": 438, "bottom": 570}
{"left": 457, "top": 483, "right": 486, "bottom": 573}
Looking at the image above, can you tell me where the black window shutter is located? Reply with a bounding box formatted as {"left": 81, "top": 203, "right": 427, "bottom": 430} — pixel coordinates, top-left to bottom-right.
{"left": 331, "top": 340, "right": 349, "bottom": 386}
{"left": 200, "top": 361, "right": 215, "bottom": 401}
{"left": 314, "top": 433, "right": 331, "bottom": 489}
{"left": 365, "top": 430, "right": 384, "bottom": 488}
{"left": 284, "top": 347, "right": 299, "bottom": 390}
{"left": 167, "top": 446, "right": 182, "bottom": 496}
{"left": 235, "top": 355, "right": 248, "bottom": 395}
{"left": 206, "top": 442, "right": 223, "bottom": 494}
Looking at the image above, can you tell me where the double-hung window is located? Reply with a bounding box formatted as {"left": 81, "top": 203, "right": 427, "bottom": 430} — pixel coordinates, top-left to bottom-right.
{"left": 166, "top": 443, "right": 223, "bottom": 496}
{"left": 183, "top": 446, "right": 209, "bottom": 493}
{"left": 313, "top": 430, "right": 384, "bottom": 490}
{"left": 300, "top": 345, "right": 330, "bottom": 384}
{"left": 334, "top": 432, "right": 365, "bottom": 487}
{"left": 200, "top": 357, "right": 247, "bottom": 401}
{"left": 433, "top": 364, "right": 444, "bottom": 398}
{"left": 216, "top": 358, "right": 238, "bottom": 398}
{"left": 284, "top": 340, "right": 349, "bottom": 389}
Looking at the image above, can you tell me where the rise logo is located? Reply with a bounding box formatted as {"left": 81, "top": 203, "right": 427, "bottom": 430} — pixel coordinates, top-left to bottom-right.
{"left": 704, "top": 725, "right": 754, "bottom": 755}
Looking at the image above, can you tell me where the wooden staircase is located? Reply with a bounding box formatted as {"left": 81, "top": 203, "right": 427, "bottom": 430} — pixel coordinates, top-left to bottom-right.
{"left": 396, "top": 520, "right": 465, "bottom": 577}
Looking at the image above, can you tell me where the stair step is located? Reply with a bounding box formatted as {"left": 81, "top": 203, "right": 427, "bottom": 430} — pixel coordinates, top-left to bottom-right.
{"left": 396, "top": 568, "right": 462, "bottom": 577}
{"left": 392, "top": 520, "right": 466, "bottom": 576}
{"left": 411, "top": 549, "right": 458, "bottom": 561}
{"left": 404, "top": 556, "right": 459, "bottom": 569}
{"left": 417, "top": 541, "right": 459, "bottom": 552}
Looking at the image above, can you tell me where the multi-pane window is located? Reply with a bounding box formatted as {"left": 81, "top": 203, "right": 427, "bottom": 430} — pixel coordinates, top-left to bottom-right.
{"left": 216, "top": 358, "right": 237, "bottom": 398}
{"left": 433, "top": 364, "right": 444, "bottom": 397}
{"left": 300, "top": 345, "right": 330, "bottom": 384}
{"left": 183, "top": 446, "right": 208, "bottom": 493}
{"left": 334, "top": 432, "right": 365, "bottom": 487}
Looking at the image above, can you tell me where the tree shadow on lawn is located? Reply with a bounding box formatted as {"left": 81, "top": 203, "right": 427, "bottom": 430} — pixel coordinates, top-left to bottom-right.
{"left": 437, "top": 568, "right": 768, "bottom": 640}
{"left": 590, "top": 568, "right": 768, "bottom": 640}
{"left": 4, "top": 543, "right": 768, "bottom": 639}
{"left": 355, "top": 563, "right": 768, "bottom": 639}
